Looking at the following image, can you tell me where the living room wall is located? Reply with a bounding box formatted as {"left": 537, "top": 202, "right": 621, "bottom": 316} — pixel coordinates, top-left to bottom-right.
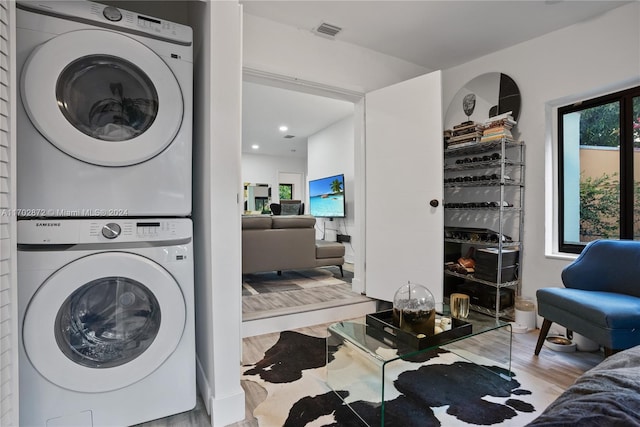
{"left": 243, "top": 13, "right": 429, "bottom": 94}
{"left": 308, "top": 116, "right": 355, "bottom": 263}
{"left": 243, "top": 12, "right": 431, "bottom": 287}
{"left": 442, "top": 2, "right": 640, "bottom": 314}
{"left": 241, "top": 152, "right": 307, "bottom": 205}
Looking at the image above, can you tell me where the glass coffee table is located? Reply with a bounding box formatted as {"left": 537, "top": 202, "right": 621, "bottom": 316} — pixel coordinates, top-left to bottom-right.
{"left": 326, "top": 308, "right": 513, "bottom": 426}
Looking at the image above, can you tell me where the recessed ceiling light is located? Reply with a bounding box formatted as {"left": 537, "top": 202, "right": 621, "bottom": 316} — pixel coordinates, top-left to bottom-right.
{"left": 279, "top": 125, "right": 288, "bottom": 132}
{"left": 251, "top": 144, "right": 259, "bottom": 150}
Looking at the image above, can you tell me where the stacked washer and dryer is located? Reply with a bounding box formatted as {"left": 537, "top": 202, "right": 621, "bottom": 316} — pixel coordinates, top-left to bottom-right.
{"left": 16, "top": 1, "right": 195, "bottom": 426}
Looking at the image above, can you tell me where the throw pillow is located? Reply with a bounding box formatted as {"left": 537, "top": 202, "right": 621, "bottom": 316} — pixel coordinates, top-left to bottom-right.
{"left": 280, "top": 202, "right": 301, "bottom": 215}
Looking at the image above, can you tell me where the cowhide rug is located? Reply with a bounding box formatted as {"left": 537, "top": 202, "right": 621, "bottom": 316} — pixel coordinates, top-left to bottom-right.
{"left": 242, "top": 331, "right": 564, "bottom": 426}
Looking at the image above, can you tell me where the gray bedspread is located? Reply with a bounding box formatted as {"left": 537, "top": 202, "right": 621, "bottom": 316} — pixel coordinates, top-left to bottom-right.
{"left": 527, "top": 345, "right": 640, "bottom": 426}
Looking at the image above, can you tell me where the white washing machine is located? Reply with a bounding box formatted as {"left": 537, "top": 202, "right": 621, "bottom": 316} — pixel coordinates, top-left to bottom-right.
{"left": 17, "top": 1, "right": 193, "bottom": 217}
{"left": 18, "top": 218, "right": 195, "bottom": 426}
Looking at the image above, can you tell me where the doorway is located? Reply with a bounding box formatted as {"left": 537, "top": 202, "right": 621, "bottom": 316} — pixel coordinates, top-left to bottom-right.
{"left": 240, "top": 73, "right": 370, "bottom": 335}
{"left": 241, "top": 76, "right": 357, "bottom": 265}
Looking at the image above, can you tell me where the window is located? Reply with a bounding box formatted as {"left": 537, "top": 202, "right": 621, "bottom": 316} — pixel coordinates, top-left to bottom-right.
{"left": 558, "top": 86, "right": 640, "bottom": 254}
{"left": 279, "top": 183, "right": 293, "bottom": 200}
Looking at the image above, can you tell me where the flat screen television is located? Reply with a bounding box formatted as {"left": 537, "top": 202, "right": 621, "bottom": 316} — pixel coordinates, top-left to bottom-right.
{"left": 309, "top": 174, "right": 346, "bottom": 218}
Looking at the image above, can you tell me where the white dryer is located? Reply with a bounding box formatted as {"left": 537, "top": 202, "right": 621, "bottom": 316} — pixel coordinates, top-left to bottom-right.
{"left": 18, "top": 218, "right": 195, "bottom": 426}
{"left": 17, "top": 1, "right": 193, "bottom": 217}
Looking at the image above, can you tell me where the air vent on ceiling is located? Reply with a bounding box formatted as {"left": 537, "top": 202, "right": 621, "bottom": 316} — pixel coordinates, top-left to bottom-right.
{"left": 314, "top": 22, "right": 342, "bottom": 38}
{"left": 283, "top": 134, "right": 295, "bottom": 139}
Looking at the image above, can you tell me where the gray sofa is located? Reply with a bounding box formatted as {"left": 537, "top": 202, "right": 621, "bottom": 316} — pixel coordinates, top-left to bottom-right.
{"left": 241, "top": 215, "right": 345, "bottom": 275}
{"left": 527, "top": 345, "right": 640, "bottom": 426}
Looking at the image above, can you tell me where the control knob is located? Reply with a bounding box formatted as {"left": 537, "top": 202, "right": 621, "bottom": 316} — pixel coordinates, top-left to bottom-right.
{"left": 103, "top": 6, "right": 122, "bottom": 22}
{"left": 102, "top": 223, "right": 122, "bottom": 239}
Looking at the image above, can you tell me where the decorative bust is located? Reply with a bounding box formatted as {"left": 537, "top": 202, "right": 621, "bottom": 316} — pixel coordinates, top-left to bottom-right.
{"left": 463, "top": 93, "right": 476, "bottom": 119}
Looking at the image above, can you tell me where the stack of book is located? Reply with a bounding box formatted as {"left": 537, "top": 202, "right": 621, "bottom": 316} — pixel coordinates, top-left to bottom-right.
{"left": 443, "top": 129, "right": 453, "bottom": 146}
{"left": 481, "top": 112, "right": 516, "bottom": 143}
{"left": 445, "top": 121, "right": 482, "bottom": 148}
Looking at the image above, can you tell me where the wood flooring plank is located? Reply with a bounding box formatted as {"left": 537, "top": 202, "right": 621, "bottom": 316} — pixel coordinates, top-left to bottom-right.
{"left": 232, "top": 319, "right": 604, "bottom": 427}
{"left": 242, "top": 282, "right": 373, "bottom": 321}
{"left": 145, "top": 313, "right": 604, "bottom": 427}
{"left": 151, "top": 263, "right": 605, "bottom": 427}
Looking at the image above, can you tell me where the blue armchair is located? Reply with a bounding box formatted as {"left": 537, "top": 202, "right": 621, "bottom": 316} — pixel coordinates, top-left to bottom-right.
{"left": 535, "top": 239, "right": 640, "bottom": 357}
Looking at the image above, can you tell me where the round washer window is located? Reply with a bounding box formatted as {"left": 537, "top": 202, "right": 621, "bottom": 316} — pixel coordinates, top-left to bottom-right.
{"left": 56, "top": 55, "right": 159, "bottom": 142}
{"left": 54, "top": 276, "right": 161, "bottom": 369}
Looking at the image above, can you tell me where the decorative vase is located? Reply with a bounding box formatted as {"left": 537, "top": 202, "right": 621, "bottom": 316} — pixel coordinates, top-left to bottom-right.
{"left": 392, "top": 282, "right": 436, "bottom": 336}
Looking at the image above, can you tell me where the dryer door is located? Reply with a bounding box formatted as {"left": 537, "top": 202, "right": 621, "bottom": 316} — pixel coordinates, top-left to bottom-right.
{"left": 22, "top": 252, "right": 186, "bottom": 393}
{"left": 20, "top": 29, "right": 184, "bottom": 167}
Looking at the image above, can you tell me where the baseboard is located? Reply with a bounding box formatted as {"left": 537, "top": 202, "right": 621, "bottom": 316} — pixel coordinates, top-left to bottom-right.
{"left": 197, "top": 353, "right": 245, "bottom": 426}
{"left": 195, "top": 355, "right": 212, "bottom": 415}
{"left": 242, "top": 299, "right": 377, "bottom": 337}
{"left": 210, "top": 389, "right": 246, "bottom": 427}
{"left": 351, "top": 277, "right": 365, "bottom": 294}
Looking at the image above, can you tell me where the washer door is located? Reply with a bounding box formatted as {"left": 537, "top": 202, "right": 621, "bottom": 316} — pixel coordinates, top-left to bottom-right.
{"left": 21, "top": 29, "right": 184, "bottom": 167}
{"left": 23, "top": 252, "right": 186, "bottom": 393}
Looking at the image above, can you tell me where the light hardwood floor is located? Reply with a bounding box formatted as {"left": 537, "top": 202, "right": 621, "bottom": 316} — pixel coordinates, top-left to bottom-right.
{"left": 144, "top": 268, "right": 604, "bottom": 426}
{"left": 229, "top": 319, "right": 604, "bottom": 427}
{"left": 140, "top": 318, "right": 604, "bottom": 427}
{"left": 232, "top": 324, "right": 604, "bottom": 420}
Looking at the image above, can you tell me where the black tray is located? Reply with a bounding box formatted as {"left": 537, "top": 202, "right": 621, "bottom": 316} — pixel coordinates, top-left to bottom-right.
{"left": 365, "top": 310, "right": 472, "bottom": 350}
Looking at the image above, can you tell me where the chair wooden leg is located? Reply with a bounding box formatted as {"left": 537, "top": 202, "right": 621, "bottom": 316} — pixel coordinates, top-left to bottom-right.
{"left": 338, "top": 265, "right": 343, "bottom": 277}
{"left": 604, "top": 347, "right": 620, "bottom": 357}
{"left": 535, "top": 319, "right": 553, "bottom": 356}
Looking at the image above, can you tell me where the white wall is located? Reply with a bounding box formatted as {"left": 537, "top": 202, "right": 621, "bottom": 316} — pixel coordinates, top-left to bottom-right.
{"left": 245, "top": 3, "right": 640, "bottom": 315}
{"left": 190, "top": 1, "right": 245, "bottom": 426}
{"left": 442, "top": 3, "right": 640, "bottom": 309}
{"left": 242, "top": 152, "right": 307, "bottom": 202}
{"left": 308, "top": 116, "right": 355, "bottom": 263}
{"left": 243, "top": 13, "right": 429, "bottom": 94}
{"left": 243, "top": 11, "right": 431, "bottom": 287}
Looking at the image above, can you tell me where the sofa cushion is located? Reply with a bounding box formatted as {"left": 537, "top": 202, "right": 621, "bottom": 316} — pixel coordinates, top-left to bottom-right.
{"left": 242, "top": 215, "right": 272, "bottom": 230}
{"left": 537, "top": 287, "right": 640, "bottom": 349}
{"left": 316, "top": 240, "right": 345, "bottom": 259}
{"left": 538, "top": 288, "right": 640, "bottom": 330}
{"left": 271, "top": 215, "right": 315, "bottom": 229}
{"left": 242, "top": 228, "right": 316, "bottom": 274}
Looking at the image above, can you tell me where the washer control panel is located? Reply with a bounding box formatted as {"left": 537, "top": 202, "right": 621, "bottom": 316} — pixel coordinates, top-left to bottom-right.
{"left": 18, "top": 1, "right": 192, "bottom": 46}
{"left": 18, "top": 218, "right": 190, "bottom": 244}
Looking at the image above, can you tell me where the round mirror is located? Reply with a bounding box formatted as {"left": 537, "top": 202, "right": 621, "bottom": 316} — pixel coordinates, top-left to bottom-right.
{"left": 445, "top": 73, "right": 521, "bottom": 129}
